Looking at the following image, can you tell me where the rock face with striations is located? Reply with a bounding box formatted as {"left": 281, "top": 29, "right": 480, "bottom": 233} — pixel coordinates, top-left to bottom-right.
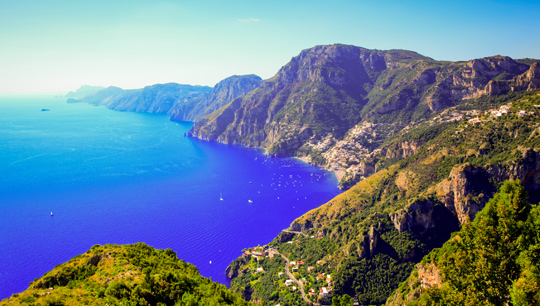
{"left": 169, "top": 74, "right": 262, "bottom": 122}
{"left": 190, "top": 44, "right": 540, "bottom": 156}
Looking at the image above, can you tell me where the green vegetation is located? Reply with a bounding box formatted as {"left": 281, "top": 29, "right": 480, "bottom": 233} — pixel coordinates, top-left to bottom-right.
{"left": 1, "top": 243, "right": 250, "bottom": 306}
{"left": 388, "top": 180, "right": 540, "bottom": 305}
{"left": 229, "top": 91, "right": 540, "bottom": 305}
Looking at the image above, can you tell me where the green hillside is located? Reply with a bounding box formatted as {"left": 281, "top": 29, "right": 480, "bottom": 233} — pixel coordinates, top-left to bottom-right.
{"left": 226, "top": 90, "right": 540, "bottom": 305}
{"left": 386, "top": 180, "right": 540, "bottom": 306}
{"left": 1, "top": 243, "right": 250, "bottom": 306}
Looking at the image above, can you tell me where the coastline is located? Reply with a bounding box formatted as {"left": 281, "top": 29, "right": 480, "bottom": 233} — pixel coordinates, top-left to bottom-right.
{"left": 292, "top": 156, "right": 345, "bottom": 184}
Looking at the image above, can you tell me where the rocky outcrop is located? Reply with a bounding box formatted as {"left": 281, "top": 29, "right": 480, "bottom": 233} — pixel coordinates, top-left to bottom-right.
{"left": 512, "top": 62, "right": 540, "bottom": 91}
{"left": 87, "top": 254, "right": 102, "bottom": 266}
{"left": 417, "top": 263, "right": 442, "bottom": 289}
{"left": 436, "top": 164, "right": 495, "bottom": 224}
{"left": 386, "top": 263, "right": 442, "bottom": 306}
{"left": 366, "top": 225, "right": 379, "bottom": 258}
{"left": 486, "top": 149, "right": 540, "bottom": 202}
{"left": 437, "top": 150, "right": 540, "bottom": 224}
{"left": 347, "top": 225, "right": 380, "bottom": 259}
{"left": 169, "top": 74, "right": 262, "bottom": 122}
{"left": 385, "top": 140, "right": 425, "bottom": 159}
{"left": 290, "top": 220, "right": 313, "bottom": 232}
{"left": 390, "top": 199, "right": 436, "bottom": 235}
{"left": 225, "top": 255, "right": 249, "bottom": 279}
{"left": 277, "top": 231, "right": 295, "bottom": 243}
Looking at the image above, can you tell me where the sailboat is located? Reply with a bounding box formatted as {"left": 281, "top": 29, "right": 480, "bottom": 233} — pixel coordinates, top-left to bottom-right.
{"left": 220, "top": 193, "right": 223, "bottom": 201}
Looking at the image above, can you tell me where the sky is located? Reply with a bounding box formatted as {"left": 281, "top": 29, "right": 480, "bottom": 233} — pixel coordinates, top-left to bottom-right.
{"left": 1, "top": 0, "right": 539, "bottom": 93}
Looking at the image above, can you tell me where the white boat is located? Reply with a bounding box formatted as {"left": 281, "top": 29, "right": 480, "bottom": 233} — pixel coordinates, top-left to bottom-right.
{"left": 50, "top": 212, "right": 53, "bottom": 216}
{"left": 220, "top": 193, "right": 223, "bottom": 201}
{"left": 248, "top": 199, "right": 253, "bottom": 203}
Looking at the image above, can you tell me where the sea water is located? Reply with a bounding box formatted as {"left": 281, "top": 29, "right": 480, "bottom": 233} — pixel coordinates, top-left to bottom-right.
{"left": 0, "top": 94, "right": 340, "bottom": 299}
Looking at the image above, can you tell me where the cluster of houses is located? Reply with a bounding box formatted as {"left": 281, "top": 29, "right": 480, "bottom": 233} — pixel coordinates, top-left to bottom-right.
{"left": 244, "top": 245, "right": 273, "bottom": 263}
{"left": 467, "top": 102, "right": 540, "bottom": 125}
{"left": 303, "top": 98, "right": 540, "bottom": 186}
{"left": 305, "top": 122, "right": 384, "bottom": 184}
{"left": 280, "top": 259, "right": 335, "bottom": 301}
{"left": 322, "top": 122, "right": 379, "bottom": 169}
{"left": 310, "top": 133, "right": 336, "bottom": 152}
{"left": 304, "top": 122, "right": 381, "bottom": 174}
{"left": 312, "top": 272, "right": 333, "bottom": 299}
{"left": 468, "top": 104, "right": 511, "bottom": 124}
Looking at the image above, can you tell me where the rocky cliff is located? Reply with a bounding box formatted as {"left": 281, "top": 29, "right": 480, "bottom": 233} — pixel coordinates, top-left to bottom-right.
{"left": 226, "top": 90, "right": 540, "bottom": 305}
{"left": 169, "top": 74, "right": 262, "bottom": 122}
{"left": 190, "top": 44, "right": 540, "bottom": 161}
{"left": 386, "top": 181, "right": 540, "bottom": 306}
{"left": 68, "top": 83, "right": 212, "bottom": 114}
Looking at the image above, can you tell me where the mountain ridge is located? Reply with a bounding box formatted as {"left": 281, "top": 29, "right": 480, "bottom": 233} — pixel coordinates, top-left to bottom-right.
{"left": 190, "top": 44, "right": 539, "bottom": 189}
{"left": 67, "top": 83, "right": 212, "bottom": 114}
{"left": 170, "top": 74, "right": 263, "bottom": 122}
{"left": 67, "top": 75, "right": 262, "bottom": 123}
{"left": 53, "top": 44, "right": 540, "bottom": 305}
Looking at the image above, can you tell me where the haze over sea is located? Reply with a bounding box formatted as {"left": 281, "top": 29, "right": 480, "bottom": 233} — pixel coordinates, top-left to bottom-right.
{"left": 0, "top": 95, "right": 340, "bottom": 299}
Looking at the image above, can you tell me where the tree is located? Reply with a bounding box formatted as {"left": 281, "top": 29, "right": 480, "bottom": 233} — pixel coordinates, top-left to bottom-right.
{"left": 331, "top": 294, "right": 354, "bottom": 306}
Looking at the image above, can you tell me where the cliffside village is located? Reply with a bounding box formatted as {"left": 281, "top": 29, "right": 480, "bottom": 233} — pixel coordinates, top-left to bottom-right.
{"left": 244, "top": 245, "right": 339, "bottom": 304}
{"left": 302, "top": 98, "right": 540, "bottom": 188}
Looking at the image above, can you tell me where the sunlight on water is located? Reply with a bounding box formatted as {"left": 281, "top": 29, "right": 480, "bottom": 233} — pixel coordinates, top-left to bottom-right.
{"left": 0, "top": 95, "right": 341, "bottom": 299}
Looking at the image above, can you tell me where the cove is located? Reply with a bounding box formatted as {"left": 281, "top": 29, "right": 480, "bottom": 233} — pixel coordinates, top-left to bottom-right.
{"left": 0, "top": 95, "right": 341, "bottom": 299}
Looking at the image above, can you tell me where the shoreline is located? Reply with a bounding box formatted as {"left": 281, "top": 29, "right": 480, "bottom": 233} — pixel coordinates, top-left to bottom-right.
{"left": 292, "top": 156, "right": 345, "bottom": 184}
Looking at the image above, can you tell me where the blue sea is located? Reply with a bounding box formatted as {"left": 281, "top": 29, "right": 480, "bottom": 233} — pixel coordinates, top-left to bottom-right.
{"left": 0, "top": 94, "right": 340, "bottom": 299}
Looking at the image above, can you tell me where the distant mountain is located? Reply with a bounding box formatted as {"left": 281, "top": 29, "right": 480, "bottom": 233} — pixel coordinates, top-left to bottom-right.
{"left": 0, "top": 243, "right": 250, "bottom": 305}
{"left": 67, "top": 76, "right": 261, "bottom": 121}
{"left": 64, "top": 85, "right": 105, "bottom": 99}
{"left": 190, "top": 44, "right": 539, "bottom": 158}
{"left": 68, "top": 83, "right": 212, "bottom": 114}
{"left": 170, "top": 74, "right": 262, "bottom": 122}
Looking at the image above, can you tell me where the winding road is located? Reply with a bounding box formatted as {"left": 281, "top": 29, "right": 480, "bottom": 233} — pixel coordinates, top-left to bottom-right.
{"left": 282, "top": 229, "right": 308, "bottom": 237}
{"left": 268, "top": 247, "right": 319, "bottom": 306}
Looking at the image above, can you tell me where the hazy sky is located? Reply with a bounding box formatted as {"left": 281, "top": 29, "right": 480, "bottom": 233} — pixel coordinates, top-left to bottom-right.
{"left": 1, "top": 0, "right": 539, "bottom": 93}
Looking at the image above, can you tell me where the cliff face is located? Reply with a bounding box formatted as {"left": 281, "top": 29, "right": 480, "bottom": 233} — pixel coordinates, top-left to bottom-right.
{"left": 68, "top": 76, "right": 261, "bottom": 122}
{"left": 387, "top": 181, "right": 540, "bottom": 306}
{"left": 169, "top": 74, "right": 262, "bottom": 122}
{"left": 227, "top": 91, "right": 540, "bottom": 305}
{"left": 103, "top": 83, "right": 211, "bottom": 114}
{"left": 190, "top": 44, "right": 540, "bottom": 158}
{"left": 190, "top": 45, "right": 395, "bottom": 153}
{"left": 68, "top": 83, "right": 212, "bottom": 114}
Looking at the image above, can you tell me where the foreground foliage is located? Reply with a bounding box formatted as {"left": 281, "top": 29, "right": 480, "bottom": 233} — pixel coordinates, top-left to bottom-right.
{"left": 387, "top": 180, "right": 540, "bottom": 305}
{"left": 1, "top": 243, "right": 250, "bottom": 306}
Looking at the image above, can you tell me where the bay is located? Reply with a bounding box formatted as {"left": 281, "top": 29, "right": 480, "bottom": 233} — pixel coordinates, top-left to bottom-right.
{"left": 0, "top": 94, "right": 340, "bottom": 299}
